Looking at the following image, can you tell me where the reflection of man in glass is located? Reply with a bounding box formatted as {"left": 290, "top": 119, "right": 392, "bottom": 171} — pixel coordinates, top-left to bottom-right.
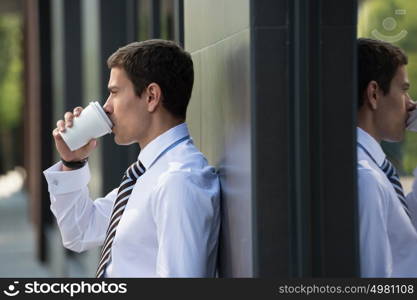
{"left": 357, "top": 38, "right": 417, "bottom": 277}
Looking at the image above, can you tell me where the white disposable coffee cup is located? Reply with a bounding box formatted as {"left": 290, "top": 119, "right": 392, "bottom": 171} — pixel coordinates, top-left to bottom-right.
{"left": 406, "top": 109, "right": 417, "bottom": 132}
{"left": 60, "top": 101, "right": 113, "bottom": 151}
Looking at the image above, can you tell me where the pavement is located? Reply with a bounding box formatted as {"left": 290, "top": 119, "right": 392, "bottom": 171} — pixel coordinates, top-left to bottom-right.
{"left": 0, "top": 168, "right": 100, "bottom": 278}
{"left": 0, "top": 188, "right": 52, "bottom": 277}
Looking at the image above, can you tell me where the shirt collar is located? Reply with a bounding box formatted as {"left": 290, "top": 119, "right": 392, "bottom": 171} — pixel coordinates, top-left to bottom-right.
{"left": 357, "top": 127, "right": 386, "bottom": 167}
{"left": 138, "top": 122, "right": 190, "bottom": 170}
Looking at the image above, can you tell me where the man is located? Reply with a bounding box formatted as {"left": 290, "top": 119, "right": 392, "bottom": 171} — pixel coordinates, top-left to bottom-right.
{"left": 43, "top": 40, "right": 220, "bottom": 277}
{"left": 357, "top": 38, "right": 417, "bottom": 277}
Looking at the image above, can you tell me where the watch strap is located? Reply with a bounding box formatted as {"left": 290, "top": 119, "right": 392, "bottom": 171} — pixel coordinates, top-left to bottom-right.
{"left": 61, "top": 157, "right": 88, "bottom": 169}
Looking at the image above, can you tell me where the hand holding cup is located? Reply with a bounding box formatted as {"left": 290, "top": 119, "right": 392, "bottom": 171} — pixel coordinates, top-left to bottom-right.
{"left": 53, "top": 106, "right": 98, "bottom": 162}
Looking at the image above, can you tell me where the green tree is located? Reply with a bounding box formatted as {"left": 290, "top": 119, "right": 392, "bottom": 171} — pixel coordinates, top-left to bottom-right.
{"left": 0, "top": 13, "right": 23, "bottom": 173}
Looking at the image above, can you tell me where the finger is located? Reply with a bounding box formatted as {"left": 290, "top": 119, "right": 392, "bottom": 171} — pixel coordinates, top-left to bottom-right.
{"left": 52, "top": 128, "right": 59, "bottom": 137}
{"left": 52, "top": 128, "right": 63, "bottom": 140}
{"left": 64, "top": 112, "right": 74, "bottom": 127}
{"left": 57, "top": 120, "right": 65, "bottom": 132}
{"left": 73, "top": 106, "right": 83, "bottom": 117}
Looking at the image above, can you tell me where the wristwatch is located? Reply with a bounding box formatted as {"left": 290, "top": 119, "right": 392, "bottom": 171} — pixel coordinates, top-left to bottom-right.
{"left": 61, "top": 157, "right": 88, "bottom": 169}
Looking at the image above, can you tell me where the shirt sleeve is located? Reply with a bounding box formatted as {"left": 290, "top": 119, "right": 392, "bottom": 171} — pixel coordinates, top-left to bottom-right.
{"left": 405, "top": 167, "right": 417, "bottom": 231}
{"left": 358, "top": 167, "right": 393, "bottom": 277}
{"left": 151, "top": 171, "right": 218, "bottom": 277}
{"left": 43, "top": 161, "right": 118, "bottom": 253}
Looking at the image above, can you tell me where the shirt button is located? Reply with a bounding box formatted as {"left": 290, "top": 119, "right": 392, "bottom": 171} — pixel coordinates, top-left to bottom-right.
{"left": 52, "top": 179, "right": 58, "bottom": 186}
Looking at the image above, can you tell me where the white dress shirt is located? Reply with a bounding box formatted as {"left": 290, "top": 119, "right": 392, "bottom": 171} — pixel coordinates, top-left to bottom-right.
{"left": 357, "top": 127, "right": 417, "bottom": 277}
{"left": 43, "top": 123, "right": 220, "bottom": 277}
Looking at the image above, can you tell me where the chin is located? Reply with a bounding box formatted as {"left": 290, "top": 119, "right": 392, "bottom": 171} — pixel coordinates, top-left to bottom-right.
{"left": 385, "top": 133, "right": 404, "bottom": 143}
{"left": 114, "top": 137, "right": 127, "bottom": 145}
{"left": 114, "top": 135, "right": 135, "bottom": 146}
{"left": 113, "top": 134, "right": 123, "bottom": 145}
{"left": 396, "top": 130, "right": 405, "bottom": 142}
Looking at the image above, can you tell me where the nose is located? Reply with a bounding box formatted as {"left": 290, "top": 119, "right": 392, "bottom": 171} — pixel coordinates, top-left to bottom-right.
{"left": 103, "top": 96, "right": 113, "bottom": 114}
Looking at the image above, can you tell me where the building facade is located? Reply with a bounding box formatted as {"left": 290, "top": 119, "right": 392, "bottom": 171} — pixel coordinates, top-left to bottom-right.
{"left": 23, "top": 0, "right": 358, "bottom": 277}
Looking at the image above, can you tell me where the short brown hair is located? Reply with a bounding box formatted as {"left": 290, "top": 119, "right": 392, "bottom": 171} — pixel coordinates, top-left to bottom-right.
{"left": 358, "top": 38, "right": 408, "bottom": 109}
{"left": 107, "top": 39, "right": 194, "bottom": 119}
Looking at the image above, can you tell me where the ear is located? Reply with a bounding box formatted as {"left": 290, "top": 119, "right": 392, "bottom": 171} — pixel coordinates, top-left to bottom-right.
{"left": 365, "top": 80, "right": 380, "bottom": 110}
{"left": 146, "top": 83, "right": 162, "bottom": 113}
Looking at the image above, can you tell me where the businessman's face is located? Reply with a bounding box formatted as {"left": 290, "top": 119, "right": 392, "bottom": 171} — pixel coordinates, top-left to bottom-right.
{"left": 103, "top": 67, "right": 149, "bottom": 145}
{"left": 375, "top": 65, "right": 415, "bottom": 142}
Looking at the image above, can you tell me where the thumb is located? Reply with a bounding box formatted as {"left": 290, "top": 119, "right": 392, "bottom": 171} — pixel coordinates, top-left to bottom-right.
{"left": 83, "top": 139, "right": 97, "bottom": 152}
{"left": 88, "top": 139, "right": 98, "bottom": 149}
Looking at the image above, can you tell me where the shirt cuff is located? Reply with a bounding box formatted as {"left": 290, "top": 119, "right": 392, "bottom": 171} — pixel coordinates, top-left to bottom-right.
{"left": 43, "top": 161, "right": 91, "bottom": 195}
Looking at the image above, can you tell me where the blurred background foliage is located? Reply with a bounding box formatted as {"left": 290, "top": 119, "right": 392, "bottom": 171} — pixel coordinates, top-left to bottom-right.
{"left": 358, "top": 0, "right": 417, "bottom": 175}
{"left": 0, "top": 13, "right": 22, "bottom": 130}
{"left": 0, "top": 12, "right": 22, "bottom": 173}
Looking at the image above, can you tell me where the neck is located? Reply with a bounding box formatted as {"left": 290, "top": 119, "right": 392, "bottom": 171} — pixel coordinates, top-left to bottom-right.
{"left": 138, "top": 116, "right": 184, "bottom": 149}
{"left": 357, "top": 109, "right": 382, "bottom": 143}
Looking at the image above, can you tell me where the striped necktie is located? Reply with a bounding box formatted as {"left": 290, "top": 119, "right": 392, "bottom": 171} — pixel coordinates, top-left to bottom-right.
{"left": 380, "top": 158, "right": 411, "bottom": 218}
{"left": 96, "top": 160, "right": 146, "bottom": 278}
